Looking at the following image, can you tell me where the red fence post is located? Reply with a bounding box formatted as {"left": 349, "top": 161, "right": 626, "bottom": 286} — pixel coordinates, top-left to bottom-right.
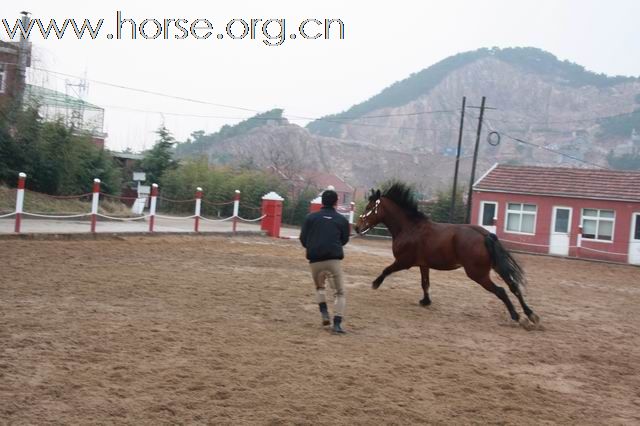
{"left": 14, "top": 172, "right": 26, "bottom": 234}
{"left": 90, "top": 178, "right": 101, "bottom": 233}
{"left": 232, "top": 190, "right": 241, "bottom": 235}
{"left": 261, "top": 192, "right": 284, "bottom": 238}
{"left": 309, "top": 196, "right": 322, "bottom": 213}
{"left": 149, "top": 183, "right": 158, "bottom": 233}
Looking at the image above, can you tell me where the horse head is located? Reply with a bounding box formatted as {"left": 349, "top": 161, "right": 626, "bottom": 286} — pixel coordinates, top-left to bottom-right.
{"left": 355, "top": 189, "right": 384, "bottom": 235}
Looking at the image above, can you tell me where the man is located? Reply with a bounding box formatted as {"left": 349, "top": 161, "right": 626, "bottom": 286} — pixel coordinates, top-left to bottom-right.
{"left": 299, "top": 189, "right": 350, "bottom": 334}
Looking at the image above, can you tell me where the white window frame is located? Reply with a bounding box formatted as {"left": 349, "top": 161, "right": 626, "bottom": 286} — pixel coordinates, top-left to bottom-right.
{"left": 633, "top": 212, "right": 640, "bottom": 241}
{"left": 504, "top": 202, "right": 537, "bottom": 235}
{"left": 581, "top": 208, "right": 615, "bottom": 243}
{"left": 479, "top": 201, "right": 498, "bottom": 226}
{"left": 0, "top": 64, "right": 5, "bottom": 94}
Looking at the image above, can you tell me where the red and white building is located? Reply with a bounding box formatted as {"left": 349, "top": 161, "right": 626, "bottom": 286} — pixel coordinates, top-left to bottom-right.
{"left": 303, "top": 172, "right": 355, "bottom": 205}
{"left": 0, "top": 36, "right": 31, "bottom": 109}
{"left": 471, "top": 164, "right": 640, "bottom": 265}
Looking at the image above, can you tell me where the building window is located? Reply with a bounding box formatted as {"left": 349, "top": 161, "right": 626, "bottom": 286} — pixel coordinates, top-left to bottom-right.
{"left": 505, "top": 203, "right": 537, "bottom": 234}
{"left": 581, "top": 209, "right": 614, "bottom": 241}
{"left": 554, "top": 208, "right": 571, "bottom": 233}
{"left": 0, "top": 64, "right": 5, "bottom": 94}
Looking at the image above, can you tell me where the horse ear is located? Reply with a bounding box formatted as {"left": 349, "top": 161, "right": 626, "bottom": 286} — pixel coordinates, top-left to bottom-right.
{"left": 375, "top": 189, "right": 381, "bottom": 199}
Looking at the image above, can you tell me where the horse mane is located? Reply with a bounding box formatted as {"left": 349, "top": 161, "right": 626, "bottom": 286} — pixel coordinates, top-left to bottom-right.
{"left": 371, "top": 182, "right": 427, "bottom": 221}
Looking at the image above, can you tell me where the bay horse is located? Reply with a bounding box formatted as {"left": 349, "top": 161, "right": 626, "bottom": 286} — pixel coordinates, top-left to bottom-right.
{"left": 354, "top": 182, "right": 540, "bottom": 328}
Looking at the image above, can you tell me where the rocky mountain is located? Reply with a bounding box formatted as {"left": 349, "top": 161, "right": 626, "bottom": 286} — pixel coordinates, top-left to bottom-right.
{"left": 177, "top": 117, "right": 456, "bottom": 196}
{"left": 176, "top": 47, "right": 640, "bottom": 197}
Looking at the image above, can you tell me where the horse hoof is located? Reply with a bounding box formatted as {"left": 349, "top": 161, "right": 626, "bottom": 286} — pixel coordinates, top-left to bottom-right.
{"left": 528, "top": 313, "right": 541, "bottom": 325}
{"left": 419, "top": 299, "right": 431, "bottom": 306}
{"left": 519, "top": 317, "right": 535, "bottom": 331}
{"left": 372, "top": 281, "right": 381, "bottom": 289}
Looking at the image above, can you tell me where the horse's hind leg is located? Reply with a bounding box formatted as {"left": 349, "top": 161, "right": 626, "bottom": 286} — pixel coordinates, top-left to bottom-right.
{"left": 472, "top": 274, "right": 520, "bottom": 323}
{"left": 510, "top": 287, "right": 540, "bottom": 325}
{"left": 419, "top": 266, "right": 431, "bottom": 306}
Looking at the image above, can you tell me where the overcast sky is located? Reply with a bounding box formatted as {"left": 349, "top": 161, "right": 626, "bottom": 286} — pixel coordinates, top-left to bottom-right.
{"left": 3, "top": 0, "right": 640, "bottom": 152}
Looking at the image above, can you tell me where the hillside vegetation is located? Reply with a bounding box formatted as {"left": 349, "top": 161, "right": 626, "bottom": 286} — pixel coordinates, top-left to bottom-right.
{"left": 176, "top": 109, "right": 286, "bottom": 158}
{"left": 306, "top": 47, "right": 640, "bottom": 137}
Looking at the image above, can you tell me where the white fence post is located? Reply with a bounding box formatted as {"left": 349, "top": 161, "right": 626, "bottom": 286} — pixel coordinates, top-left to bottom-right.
{"left": 149, "top": 183, "right": 158, "bottom": 232}
{"left": 348, "top": 202, "right": 356, "bottom": 224}
{"left": 90, "top": 178, "right": 101, "bottom": 233}
{"left": 232, "top": 190, "right": 240, "bottom": 235}
{"left": 14, "top": 172, "right": 26, "bottom": 233}
{"left": 194, "top": 187, "right": 203, "bottom": 232}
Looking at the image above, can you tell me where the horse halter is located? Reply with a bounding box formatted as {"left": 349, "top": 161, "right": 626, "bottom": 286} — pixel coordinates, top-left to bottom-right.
{"left": 358, "top": 199, "right": 381, "bottom": 234}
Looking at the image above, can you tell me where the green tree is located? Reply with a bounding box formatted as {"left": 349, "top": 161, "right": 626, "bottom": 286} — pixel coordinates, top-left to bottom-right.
{"left": 9, "top": 106, "right": 44, "bottom": 189}
{"left": 159, "top": 159, "right": 286, "bottom": 219}
{"left": 283, "top": 186, "right": 317, "bottom": 226}
{"left": 36, "top": 121, "right": 121, "bottom": 195}
{"left": 598, "top": 110, "right": 640, "bottom": 139}
{"left": 0, "top": 112, "right": 22, "bottom": 184}
{"left": 0, "top": 106, "right": 120, "bottom": 195}
{"left": 607, "top": 150, "right": 640, "bottom": 170}
{"left": 142, "top": 126, "right": 177, "bottom": 185}
{"left": 422, "top": 186, "right": 467, "bottom": 224}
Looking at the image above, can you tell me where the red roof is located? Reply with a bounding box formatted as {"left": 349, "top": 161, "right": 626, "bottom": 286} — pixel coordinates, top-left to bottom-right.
{"left": 474, "top": 164, "right": 640, "bottom": 202}
{"left": 303, "top": 172, "right": 353, "bottom": 194}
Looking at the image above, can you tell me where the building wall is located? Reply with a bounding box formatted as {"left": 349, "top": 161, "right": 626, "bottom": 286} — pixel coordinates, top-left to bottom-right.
{"left": 472, "top": 191, "right": 640, "bottom": 264}
{"left": 337, "top": 190, "right": 352, "bottom": 204}
{"left": 91, "top": 136, "right": 105, "bottom": 150}
{"left": 0, "top": 47, "right": 20, "bottom": 108}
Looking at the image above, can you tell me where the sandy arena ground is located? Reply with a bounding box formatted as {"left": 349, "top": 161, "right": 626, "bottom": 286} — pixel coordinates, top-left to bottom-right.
{"left": 1, "top": 235, "right": 639, "bottom": 425}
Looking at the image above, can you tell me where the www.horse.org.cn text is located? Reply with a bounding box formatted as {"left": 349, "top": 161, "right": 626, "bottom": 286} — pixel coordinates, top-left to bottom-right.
{"left": 1, "top": 11, "right": 346, "bottom": 46}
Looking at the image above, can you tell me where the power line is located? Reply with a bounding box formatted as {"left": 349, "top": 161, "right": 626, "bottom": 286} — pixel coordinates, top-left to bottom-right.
{"left": 32, "top": 66, "right": 458, "bottom": 123}
{"left": 32, "top": 66, "right": 262, "bottom": 113}
{"left": 101, "top": 105, "right": 280, "bottom": 120}
{"left": 335, "top": 109, "right": 456, "bottom": 119}
{"left": 481, "top": 117, "right": 609, "bottom": 169}
{"left": 98, "top": 102, "right": 460, "bottom": 133}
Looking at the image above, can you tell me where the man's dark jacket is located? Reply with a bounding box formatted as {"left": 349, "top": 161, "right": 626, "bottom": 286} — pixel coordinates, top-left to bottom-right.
{"left": 299, "top": 207, "right": 350, "bottom": 263}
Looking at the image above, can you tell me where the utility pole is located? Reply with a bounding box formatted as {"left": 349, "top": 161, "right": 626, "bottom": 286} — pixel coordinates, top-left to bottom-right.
{"left": 465, "top": 96, "right": 492, "bottom": 224}
{"left": 16, "top": 11, "right": 32, "bottom": 105}
{"left": 449, "top": 96, "right": 466, "bottom": 223}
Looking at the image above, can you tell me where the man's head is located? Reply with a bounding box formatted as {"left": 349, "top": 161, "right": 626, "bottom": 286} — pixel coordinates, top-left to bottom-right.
{"left": 321, "top": 190, "right": 338, "bottom": 207}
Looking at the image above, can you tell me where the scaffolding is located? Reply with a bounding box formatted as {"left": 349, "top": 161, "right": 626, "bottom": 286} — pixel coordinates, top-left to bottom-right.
{"left": 24, "top": 84, "right": 105, "bottom": 136}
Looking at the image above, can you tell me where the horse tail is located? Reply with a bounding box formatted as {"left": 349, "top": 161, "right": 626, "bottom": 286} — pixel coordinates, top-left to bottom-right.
{"left": 484, "top": 233, "right": 526, "bottom": 293}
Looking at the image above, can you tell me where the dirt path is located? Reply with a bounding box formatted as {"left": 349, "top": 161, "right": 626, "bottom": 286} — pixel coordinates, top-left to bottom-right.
{"left": 1, "top": 236, "right": 639, "bottom": 425}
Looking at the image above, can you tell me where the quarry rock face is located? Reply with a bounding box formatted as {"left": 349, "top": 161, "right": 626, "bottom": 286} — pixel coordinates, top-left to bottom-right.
{"left": 191, "top": 53, "right": 640, "bottom": 196}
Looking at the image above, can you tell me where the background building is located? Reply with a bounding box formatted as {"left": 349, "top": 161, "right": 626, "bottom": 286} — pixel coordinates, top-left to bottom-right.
{"left": 0, "top": 13, "right": 32, "bottom": 109}
{"left": 472, "top": 164, "right": 640, "bottom": 265}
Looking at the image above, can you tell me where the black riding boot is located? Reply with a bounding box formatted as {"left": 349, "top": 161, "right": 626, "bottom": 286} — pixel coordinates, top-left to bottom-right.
{"left": 319, "top": 302, "right": 330, "bottom": 326}
{"left": 332, "top": 315, "right": 346, "bottom": 334}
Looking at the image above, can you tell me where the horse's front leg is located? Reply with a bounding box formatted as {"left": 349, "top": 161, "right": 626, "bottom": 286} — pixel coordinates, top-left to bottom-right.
{"left": 419, "top": 266, "right": 431, "bottom": 306}
{"left": 372, "top": 260, "right": 408, "bottom": 289}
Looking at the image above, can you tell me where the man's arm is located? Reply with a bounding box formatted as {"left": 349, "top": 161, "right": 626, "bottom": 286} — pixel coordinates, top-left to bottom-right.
{"left": 299, "top": 216, "right": 310, "bottom": 248}
{"left": 340, "top": 217, "right": 350, "bottom": 246}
